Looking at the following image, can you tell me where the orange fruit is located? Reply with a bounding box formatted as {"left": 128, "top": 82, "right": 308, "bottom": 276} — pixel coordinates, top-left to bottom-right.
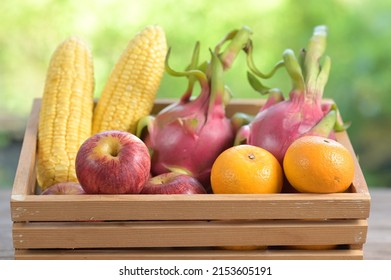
{"left": 211, "top": 145, "right": 283, "bottom": 194}
{"left": 283, "top": 135, "right": 355, "bottom": 193}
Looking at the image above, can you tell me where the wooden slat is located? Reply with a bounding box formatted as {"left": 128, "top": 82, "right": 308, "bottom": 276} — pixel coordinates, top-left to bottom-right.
{"left": 14, "top": 248, "right": 363, "bottom": 260}
{"left": 11, "top": 192, "right": 370, "bottom": 222}
{"left": 8, "top": 188, "right": 391, "bottom": 260}
{"left": 11, "top": 99, "right": 40, "bottom": 196}
{"left": 335, "top": 130, "right": 370, "bottom": 195}
{"left": 13, "top": 219, "right": 367, "bottom": 249}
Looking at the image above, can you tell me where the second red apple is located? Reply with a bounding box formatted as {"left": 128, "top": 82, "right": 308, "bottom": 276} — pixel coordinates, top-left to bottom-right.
{"left": 141, "top": 172, "right": 207, "bottom": 194}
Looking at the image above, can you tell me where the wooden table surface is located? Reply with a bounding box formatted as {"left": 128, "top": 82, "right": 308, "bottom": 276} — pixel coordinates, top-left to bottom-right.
{"left": 1, "top": 187, "right": 390, "bottom": 260}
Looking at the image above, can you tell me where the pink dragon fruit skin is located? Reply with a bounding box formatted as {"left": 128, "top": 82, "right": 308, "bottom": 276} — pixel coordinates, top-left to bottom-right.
{"left": 237, "top": 26, "right": 345, "bottom": 164}
{"left": 142, "top": 52, "right": 234, "bottom": 188}
{"left": 138, "top": 28, "right": 252, "bottom": 189}
{"left": 247, "top": 93, "right": 327, "bottom": 163}
{"left": 146, "top": 105, "right": 234, "bottom": 186}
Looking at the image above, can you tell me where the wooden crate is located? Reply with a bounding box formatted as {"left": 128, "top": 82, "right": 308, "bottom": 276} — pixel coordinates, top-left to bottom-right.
{"left": 10, "top": 98, "right": 371, "bottom": 260}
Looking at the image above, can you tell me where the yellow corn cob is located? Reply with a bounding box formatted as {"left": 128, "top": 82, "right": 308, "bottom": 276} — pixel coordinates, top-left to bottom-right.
{"left": 92, "top": 25, "right": 167, "bottom": 134}
{"left": 36, "top": 36, "right": 94, "bottom": 190}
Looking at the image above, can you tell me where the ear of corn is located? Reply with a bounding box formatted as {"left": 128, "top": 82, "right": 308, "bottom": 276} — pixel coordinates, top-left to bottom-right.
{"left": 92, "top": 25, "right": 167, "bottom": 134}
{"left": 36, "top": 36, "right": 94, "bottom": 190}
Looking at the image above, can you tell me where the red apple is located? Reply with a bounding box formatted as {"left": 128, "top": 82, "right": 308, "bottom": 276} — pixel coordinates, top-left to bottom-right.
{"left": 141, "top": 172, "right": 207, "bottom": 194}
{"left": 75, "top": 130, "right": 151, "bottom": 194}
{"left": 41, "top": 182, "right": 86, "bottom": 195}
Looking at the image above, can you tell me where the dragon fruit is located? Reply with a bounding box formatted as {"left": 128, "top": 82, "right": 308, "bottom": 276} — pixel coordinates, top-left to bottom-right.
{"left": 137, "top": 27, "right": 252, "bottom": 190}
{"left": 236, "top": 25, "right": 346, "bottom": 163}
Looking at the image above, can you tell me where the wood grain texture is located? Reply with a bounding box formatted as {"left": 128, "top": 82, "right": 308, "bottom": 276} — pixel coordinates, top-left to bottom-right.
{"left": 11, "top": 98, "right": 40, "bottom": 197}
{"left": 14, "top": 248, "right": 364, "bottom": 260}
{"left": 4, "top": 188, "right": 391, "bottom": 260}
{"left": 13, "top": 219, "right": 367, "bottom": 249}
{"left": 11, "top": 193, "right": 370, "bottom": 222}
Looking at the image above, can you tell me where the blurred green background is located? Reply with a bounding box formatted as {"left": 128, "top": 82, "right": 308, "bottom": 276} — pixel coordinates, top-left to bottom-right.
{"left": 1, "top": 0, "right": 390, "bottom": 188}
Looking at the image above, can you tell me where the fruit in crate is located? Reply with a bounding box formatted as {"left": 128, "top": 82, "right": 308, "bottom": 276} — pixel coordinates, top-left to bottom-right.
{"left": 36, "top": 36, "right": 94, "bottom": 190}
{"left": 41, "top": 182, "right": 86, "bottom": 195}
{"left": 137, "top": 27, "right": 252, "bottom": 188}
{"left": 75, "top": 130, "right": 151, "bottom": 194}
{"left": 236, "top": 26, "right": 347, "bottom": 164}
{"left": 92, "top": 25, "right": 167, "bottom": 135}
{"left": 35, "top": 24, "right": 166, "bottom": 192}
{"left": 283, "top": 135, "right": 354, "bottom": 193}
{"left": 210, "top": 144, "right": 283, "bottom": 194}
{"left": 141, "top": 172, "right": 207, "bottom": 194}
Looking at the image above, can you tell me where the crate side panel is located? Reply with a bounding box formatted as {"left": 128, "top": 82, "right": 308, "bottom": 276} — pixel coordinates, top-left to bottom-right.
{"left": 335, "top": 130, "right": 370, "bottom": 196}
{"left": 11, "top": 192, "right": 370, "bottom": 222}
{"left": 13, "top": 219, "right": 367, "bottom": 249}
{"left": 12, "top": 99, "right": 40, "bottom": 196}
{"left": 14, "top": 248, "right": 363, "bottom": 260}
